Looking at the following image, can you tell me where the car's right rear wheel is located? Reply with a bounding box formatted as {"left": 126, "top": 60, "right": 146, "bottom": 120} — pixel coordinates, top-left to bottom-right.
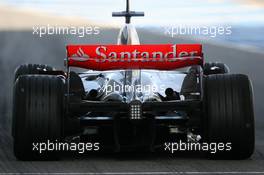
{"left": 204, "top": 74, "right": 255, "bottom": 159}
{"left": 203, "top": 62, "right": 229, "bottom": 75}
{"left": 12, "top": 75, "right": 65, "bottom": 160}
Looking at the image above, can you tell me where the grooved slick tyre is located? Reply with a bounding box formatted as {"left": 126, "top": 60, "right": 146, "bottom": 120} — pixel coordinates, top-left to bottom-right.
{"left": 204, "top": 74, "right": 255, "bottom": 159}
{"left": 204, "top": 62, "right": 229, "bottom": 75}
{"left": 14, "top": 64, "right": 54, "bottom": 81}
{"left": 12, "top": 75, "right": 65, "bottom": 160}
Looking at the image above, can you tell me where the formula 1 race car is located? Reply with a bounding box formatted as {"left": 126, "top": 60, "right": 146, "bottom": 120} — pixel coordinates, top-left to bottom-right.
{"left": 12, "top": 0, "right": 254, "bottom": 160}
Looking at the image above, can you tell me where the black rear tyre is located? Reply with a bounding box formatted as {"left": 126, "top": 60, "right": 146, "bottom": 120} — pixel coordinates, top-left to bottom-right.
{"left": 12, "top": 75, "right": 65, "bottom": 160}
{"left": 204, "top": 62, "right": 229, "bottom": 75}
{"left": 14, "top": 64, "right": 54, "bottom": 81}
{"left": 204, "top": 74, "right": 255, "bottom": 159}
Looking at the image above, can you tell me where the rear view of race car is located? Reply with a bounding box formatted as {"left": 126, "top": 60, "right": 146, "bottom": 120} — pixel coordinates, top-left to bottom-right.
{"left": 12, "top": 1, "right": 254, "bottom": 160}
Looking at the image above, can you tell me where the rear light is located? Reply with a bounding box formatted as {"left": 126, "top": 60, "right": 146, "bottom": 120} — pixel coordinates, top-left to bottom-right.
{"left": 130, "top": 100, "right": 142, "bottom": 120}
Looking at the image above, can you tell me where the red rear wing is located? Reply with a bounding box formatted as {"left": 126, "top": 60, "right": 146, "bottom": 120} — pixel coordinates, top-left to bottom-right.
{"left": 66, "top": 44, "right": 203, "bottom": 71}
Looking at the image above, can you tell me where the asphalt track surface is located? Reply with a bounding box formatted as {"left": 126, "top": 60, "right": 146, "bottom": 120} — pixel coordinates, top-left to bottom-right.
{"left": 0, "top": 29, "right": 264, "bottom": 174}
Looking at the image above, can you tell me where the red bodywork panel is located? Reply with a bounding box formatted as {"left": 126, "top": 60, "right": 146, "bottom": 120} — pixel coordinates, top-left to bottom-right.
{"left": 66, "top": 44, "right": 203, "bottom": 71}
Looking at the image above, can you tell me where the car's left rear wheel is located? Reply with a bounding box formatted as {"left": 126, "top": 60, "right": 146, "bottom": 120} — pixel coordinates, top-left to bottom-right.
{"left": 14, "top": 64, "right": 54, "bottom": 82}
{"left": 12, "top": 75, "right": 65, "bottom": 160}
